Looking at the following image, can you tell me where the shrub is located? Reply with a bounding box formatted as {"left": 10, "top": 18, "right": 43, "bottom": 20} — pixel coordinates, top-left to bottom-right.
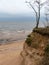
{"left": 25, "top": 37, "right": 32, "bottom": 46}
{"left": 27, "top": 34, "right": 31, "bottom": 37}
{"left": 41, "top": 44, "right": 49, "bottom": 65}
{"left": 45, "top": 44, "right": 49, "bottom": 55}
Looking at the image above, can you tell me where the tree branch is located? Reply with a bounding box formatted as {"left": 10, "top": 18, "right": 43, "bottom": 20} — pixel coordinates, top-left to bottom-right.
{"left": 25, "top": 1, "right": 37, "bottom": 14}
{"left": 40, "top": 1, "right": 47, "bottom": 7}
{"left": 34, "top": 0, "right": 40, "bottom": 5}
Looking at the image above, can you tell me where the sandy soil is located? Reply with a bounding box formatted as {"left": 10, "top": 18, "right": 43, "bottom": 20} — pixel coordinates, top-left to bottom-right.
{"left": 0, "top": 40, "right": 24, "bottom": 65}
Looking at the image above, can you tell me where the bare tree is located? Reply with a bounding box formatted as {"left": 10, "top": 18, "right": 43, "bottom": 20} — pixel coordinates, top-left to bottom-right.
{"left": 45, "top": 0, "right": 49, "bottom": 27}
{"left": 45, "top": 13, "right": 49, "bottom": 27}
{"left": 26, "top": 0, "right": 47, "bottom": 28}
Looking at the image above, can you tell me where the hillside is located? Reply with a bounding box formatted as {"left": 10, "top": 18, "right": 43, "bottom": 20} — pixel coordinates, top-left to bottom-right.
{"left": 20, "top": 27, "right": 49, "bottom": 65}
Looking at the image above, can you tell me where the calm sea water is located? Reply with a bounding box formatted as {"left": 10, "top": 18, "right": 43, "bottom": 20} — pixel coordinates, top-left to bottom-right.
{"left": 0, "top": 21, "right": 34, "bottom": 31}
{"left": 0, "top": 21, "right": 35, "bottom": 44}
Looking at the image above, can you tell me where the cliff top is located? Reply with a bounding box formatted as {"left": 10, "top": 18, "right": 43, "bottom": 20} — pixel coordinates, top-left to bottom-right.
{"left": 33, "top": 27, "right": 49, "bottom": 36}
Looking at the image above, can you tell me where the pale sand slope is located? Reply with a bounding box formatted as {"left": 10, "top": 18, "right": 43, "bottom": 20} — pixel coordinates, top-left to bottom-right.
{"left": 0, "top": 40, "right": 24, "bottom": 65}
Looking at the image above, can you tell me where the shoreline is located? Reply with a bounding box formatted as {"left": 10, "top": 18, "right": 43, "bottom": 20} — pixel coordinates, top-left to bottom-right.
{"left": 0, "top": 38, "right": 25, "bottom": 45}
{"left": 0, "top": 29, "right": 31, "bottom": 46}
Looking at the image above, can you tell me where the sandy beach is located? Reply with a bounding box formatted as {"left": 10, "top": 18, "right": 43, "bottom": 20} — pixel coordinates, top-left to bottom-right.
{"left": 0, "top": 40, "right": 24, "bottom": 65}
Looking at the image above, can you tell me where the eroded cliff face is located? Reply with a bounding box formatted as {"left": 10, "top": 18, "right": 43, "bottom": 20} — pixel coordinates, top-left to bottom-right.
{"left": 20, "top": 28, "right": 49, "bottom": 65}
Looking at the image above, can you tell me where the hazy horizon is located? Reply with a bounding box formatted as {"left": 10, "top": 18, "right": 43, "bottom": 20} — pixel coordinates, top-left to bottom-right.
{"left": 0, "top": 0, "right": 46, "bottom": 17}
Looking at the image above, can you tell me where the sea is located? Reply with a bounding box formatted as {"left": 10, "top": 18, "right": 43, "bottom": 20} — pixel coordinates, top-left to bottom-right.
{"left": 0, "top": 18, "right": 35, "bottom": 44}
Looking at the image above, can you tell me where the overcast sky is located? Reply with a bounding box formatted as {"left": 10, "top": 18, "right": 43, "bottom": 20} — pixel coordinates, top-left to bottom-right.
{"left": 0, "top": 0, "right": 47, "bottom": 15}
{"left": 0, "top": 0, "right": 33, "bottom": 15}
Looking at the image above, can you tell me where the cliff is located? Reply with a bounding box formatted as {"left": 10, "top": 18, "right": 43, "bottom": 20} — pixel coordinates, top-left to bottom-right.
{"left": 20, "top": 27, "right": 49, "bottom": 65}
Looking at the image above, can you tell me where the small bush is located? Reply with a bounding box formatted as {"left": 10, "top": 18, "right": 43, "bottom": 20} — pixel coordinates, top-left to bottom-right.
{"left": 41, "top": 44, "right": 49, "bottom": 65}
{"left": 27, "top": 34, "right": 31, "bottom": 37}
{"left": 46, "top": 26, "right": 49, "bottom": 28}
{"left": 45, "top": 44, "right": 49, "bottom": 55}
{"left": 25, "top": 37, "right": 32, "bottom": 46}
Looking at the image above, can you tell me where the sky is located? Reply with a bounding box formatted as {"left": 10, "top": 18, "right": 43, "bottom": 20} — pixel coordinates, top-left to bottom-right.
{"left": 0, "top": 0, "right": 33, "bottom": 15}
{"left": 0, "top": 0, "right": 47, "bottom": 15}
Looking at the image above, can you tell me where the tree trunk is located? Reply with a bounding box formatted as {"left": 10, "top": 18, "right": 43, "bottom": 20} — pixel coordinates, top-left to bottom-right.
{"left": 36, "top": 17, "right": 39, "bottom": 28}
{"left": 35, "top": 0, "right": 40, "bottom": 28}
{"left": 35, "top": 13, "right": 40, "bottom": 28}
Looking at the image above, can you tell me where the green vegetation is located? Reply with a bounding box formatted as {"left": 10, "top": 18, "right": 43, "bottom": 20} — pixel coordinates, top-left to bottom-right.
{"left": 25, "top": 33, "right": 39, "bottom": 48}
{"left": 45, "top": 44, "right": 49, "bottom": 55}
{"left": 25, "top": 34, "right": 32, "bottom": 46}
{"left": 41, "top": 44, "right": 49, "bottom": 65}
{"left": 27, "top": 34, "right": 31, "bottom": 37}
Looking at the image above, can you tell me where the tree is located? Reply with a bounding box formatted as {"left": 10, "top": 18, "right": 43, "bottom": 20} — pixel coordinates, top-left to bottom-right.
{"left": 45, "top": 0, "right": 49, "bottom": 27}
{"left": 26, "top": 0, "right": 47, "bottom": 28}
{"left": 45, "top": 13, "right": 49, "bottom": 27}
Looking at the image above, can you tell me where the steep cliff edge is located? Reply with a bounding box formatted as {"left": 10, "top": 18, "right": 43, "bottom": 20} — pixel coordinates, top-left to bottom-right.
{"left": 20, "top": 28, "right": 49, "bottom": 65}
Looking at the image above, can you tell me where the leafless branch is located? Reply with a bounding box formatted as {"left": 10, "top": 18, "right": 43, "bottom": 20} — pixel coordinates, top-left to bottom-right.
{"left": 40, "top": 1, "right": 47, "bottom": 8}
{"left": 26, "top": 0, "right": 47, "bottom": 28}
{"left": 25, "top": 1, "right": 37, "bottom": 14}
{"left": 34, "top": 0, "right": 40, "bottom": 5}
